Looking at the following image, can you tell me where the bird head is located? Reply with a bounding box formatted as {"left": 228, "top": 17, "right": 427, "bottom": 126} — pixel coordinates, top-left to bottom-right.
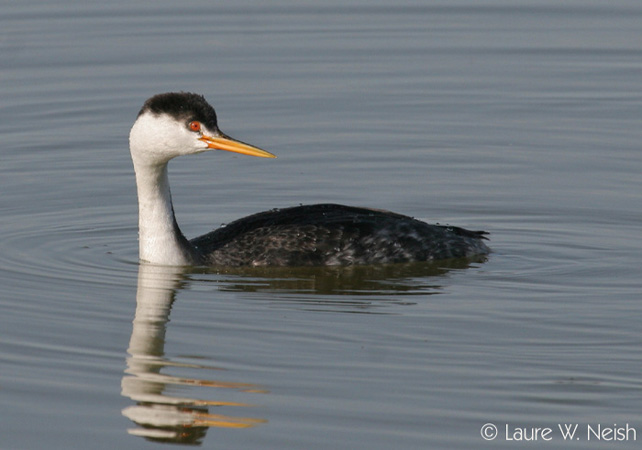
{"left": 129, "top": 92, "right": 275, "bottom": 166}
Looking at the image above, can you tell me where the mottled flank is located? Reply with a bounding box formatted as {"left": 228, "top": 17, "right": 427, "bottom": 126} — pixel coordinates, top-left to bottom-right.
{"left": 191, "top": 204, "right": 489, "bottom": 267}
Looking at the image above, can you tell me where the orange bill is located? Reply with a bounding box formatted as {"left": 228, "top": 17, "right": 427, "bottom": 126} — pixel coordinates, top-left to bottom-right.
{"left": 199, "top": 132, "right": 276, "bottom": 158}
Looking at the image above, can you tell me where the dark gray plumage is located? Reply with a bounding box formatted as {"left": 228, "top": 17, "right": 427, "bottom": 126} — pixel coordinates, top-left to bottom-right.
{"left": 191, "top": 204, "right": 489, "bottom": 266}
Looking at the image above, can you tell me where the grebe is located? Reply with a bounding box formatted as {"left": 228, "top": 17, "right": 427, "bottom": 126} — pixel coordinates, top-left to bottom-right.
{"left": 130, "top": 92, "right": 489, "bottom": 266}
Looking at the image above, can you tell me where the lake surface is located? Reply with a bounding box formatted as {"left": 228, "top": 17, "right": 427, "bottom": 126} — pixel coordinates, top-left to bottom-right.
{"left": 1, "top": 1, "right": 641, "bottom": 448}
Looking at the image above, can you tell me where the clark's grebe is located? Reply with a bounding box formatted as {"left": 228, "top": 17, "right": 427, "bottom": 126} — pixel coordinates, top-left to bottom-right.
{"left": 129, "top": 92, "right": 489, "bottom": 266}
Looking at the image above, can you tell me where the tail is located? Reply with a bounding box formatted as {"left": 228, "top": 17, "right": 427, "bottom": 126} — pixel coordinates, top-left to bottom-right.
{"left": 438, "top": 225, "right": 489, "bottom": 241}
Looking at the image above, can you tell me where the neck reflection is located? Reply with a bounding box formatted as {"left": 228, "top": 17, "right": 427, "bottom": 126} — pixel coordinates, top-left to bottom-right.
{"left": 121, "top": 263, "right": 266, "bottom": 445}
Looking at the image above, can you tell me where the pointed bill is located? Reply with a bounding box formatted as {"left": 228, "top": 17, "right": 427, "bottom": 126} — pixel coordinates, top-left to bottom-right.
{"left": 199, "top": 132, "right": 276, "bottom": 158}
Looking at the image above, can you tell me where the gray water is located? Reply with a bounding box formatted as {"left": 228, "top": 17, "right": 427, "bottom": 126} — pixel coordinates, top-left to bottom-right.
{"left": 2, "top": 1, "right": 641, "bottom": 448}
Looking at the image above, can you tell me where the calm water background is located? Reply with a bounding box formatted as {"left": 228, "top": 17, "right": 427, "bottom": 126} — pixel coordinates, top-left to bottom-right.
{"left": 1, "top": 0, "right": 641, "bottom": 448}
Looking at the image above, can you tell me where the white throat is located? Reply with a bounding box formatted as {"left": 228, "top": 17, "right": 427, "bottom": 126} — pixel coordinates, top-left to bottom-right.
{"left": 133, "top": 161, "right": 196, "bottom": 265}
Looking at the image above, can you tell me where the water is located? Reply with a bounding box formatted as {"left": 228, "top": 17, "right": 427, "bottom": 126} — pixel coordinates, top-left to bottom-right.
{"left": 1, "top": 1, "right": 641, "bottom": 448}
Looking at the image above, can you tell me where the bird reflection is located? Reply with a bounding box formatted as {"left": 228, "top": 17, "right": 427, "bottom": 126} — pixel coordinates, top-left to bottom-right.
{"left": 201, "top": 258, "right": 486, "bottom": 297}
{"left": 121, "top": 264, "right": 267, "bottom": 445}
{"left": 121, "top": 257, "right": 486, "bottom": 443}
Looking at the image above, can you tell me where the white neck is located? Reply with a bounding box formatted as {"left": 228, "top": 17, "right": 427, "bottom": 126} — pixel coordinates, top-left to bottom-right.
{"left": 133, "top": 161, "right": 198, "bottom": 265}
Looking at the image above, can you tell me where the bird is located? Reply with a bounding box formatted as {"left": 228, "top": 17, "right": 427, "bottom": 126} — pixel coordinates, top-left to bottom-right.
{"left": 129, "top": 92, "right": 490, "bottom": 267}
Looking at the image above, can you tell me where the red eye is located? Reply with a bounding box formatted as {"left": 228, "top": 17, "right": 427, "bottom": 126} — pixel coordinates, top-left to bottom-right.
{"left": 188, "top": 121, "right": 201, "bottom": 132}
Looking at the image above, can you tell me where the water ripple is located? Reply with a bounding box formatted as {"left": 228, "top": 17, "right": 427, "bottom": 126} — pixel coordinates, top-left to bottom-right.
{"left": 0, "top": 206, "right": 138, "bottom": 290}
